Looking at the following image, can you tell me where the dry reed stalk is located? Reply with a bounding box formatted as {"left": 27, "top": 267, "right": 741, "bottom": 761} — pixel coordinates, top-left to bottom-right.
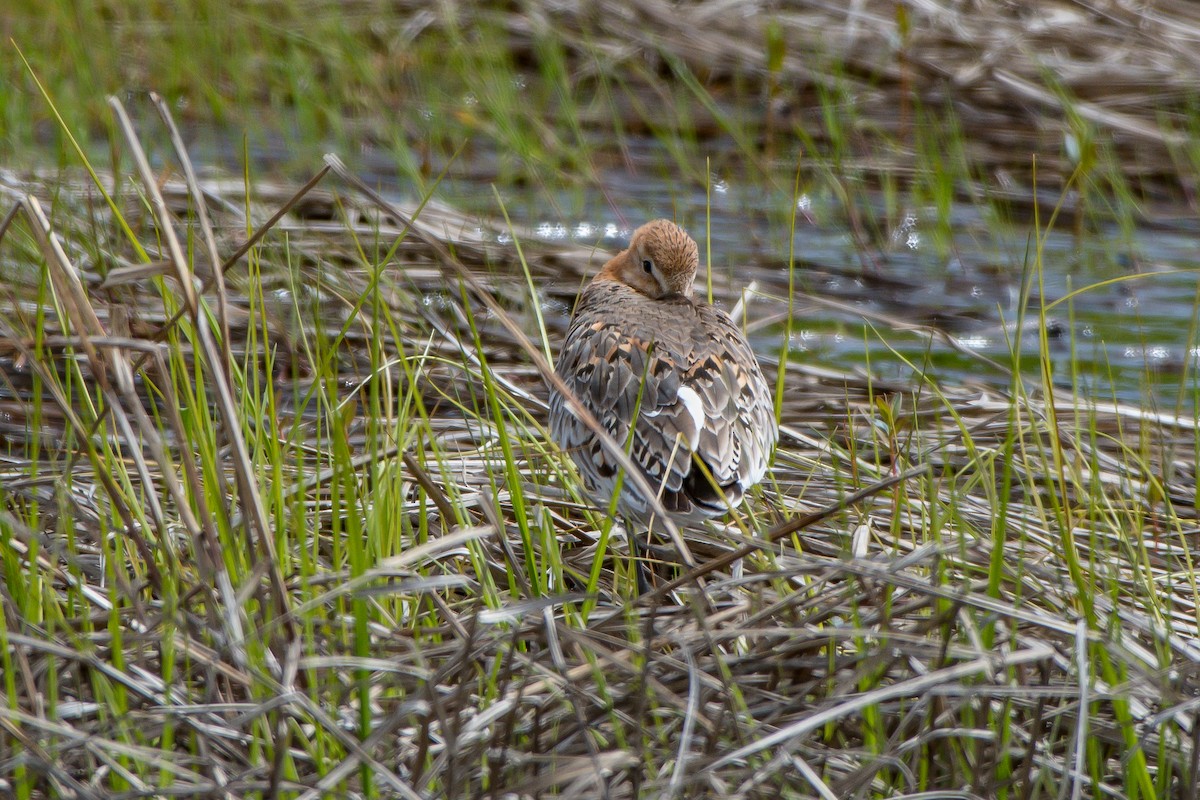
{"left": 1, "top": 149, "right": 1197, "bottom": 795}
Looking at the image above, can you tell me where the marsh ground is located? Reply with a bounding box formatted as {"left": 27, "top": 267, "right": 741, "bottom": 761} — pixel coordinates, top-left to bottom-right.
{"left": 3, "top": 2, "right": 1200, "bottom": 798}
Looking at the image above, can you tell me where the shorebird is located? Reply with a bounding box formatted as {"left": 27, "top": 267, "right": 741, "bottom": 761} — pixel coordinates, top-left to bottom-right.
{"left": 549, "top": 219, "right": 777, "bottom": 588}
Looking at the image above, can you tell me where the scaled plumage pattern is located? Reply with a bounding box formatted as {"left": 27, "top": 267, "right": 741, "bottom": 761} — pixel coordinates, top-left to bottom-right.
{"left": 549, "top": 219, "right": 777, "bottom": 528}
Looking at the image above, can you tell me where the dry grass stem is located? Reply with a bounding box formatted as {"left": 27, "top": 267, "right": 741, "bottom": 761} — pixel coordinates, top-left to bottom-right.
{"left": 1, "top": 128, "right": 1198, "bottom": 795}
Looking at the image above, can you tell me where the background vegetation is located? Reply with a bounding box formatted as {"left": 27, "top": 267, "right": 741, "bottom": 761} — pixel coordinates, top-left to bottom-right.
{"left": 3, "top": 1, "right": 1200, "bottom": 798}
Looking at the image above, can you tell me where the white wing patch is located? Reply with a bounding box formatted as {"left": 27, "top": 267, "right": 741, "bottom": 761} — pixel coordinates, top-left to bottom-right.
{"left": 745, "top": 458, "right": 767, "bottom": 488}
{"left": 676, "top": 386, "right": 705, "bottom": 450}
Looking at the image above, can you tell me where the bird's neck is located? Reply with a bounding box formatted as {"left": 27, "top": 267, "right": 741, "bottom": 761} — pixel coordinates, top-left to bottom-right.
{"left": 593, "top": 251, "right": 628, "bottom": 284}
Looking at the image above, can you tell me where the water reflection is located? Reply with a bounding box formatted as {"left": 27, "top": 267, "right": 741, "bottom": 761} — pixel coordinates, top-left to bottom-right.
{"left": 370, "top": 134, "right": 1200, "bottom": 405}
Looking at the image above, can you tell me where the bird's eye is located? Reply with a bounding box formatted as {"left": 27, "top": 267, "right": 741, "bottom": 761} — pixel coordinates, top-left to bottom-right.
{"left": 642, "top": 259, "right": 653, "bottom": 274}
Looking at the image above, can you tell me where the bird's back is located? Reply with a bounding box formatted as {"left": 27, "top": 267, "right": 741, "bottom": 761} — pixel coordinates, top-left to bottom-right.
{"left": 549, "top": 278, "right": 776, "bottom": 526}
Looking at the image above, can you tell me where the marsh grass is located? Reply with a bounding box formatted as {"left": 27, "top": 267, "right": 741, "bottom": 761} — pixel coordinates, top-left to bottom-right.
{"left": 4, "top": 1, "right": 1200, "bottom": 798}
{"left": 9, "top": 0, "right": 1200, "bottom": 210}
{"left": 2, "top": 88, "right": 1200, "bottom": 797}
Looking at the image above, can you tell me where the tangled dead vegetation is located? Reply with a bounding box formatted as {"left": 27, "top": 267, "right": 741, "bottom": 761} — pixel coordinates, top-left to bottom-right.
{"left": 463, "top": 0, "right": 1200, "bottom": 201}
{"left": 1, "top": 115, "right": 1199, "bottom": 797}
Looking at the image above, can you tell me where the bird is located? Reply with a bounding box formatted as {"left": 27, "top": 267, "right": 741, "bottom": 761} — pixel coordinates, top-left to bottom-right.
{"left": 548, "top": 219, "right": 777, "bottom": 588}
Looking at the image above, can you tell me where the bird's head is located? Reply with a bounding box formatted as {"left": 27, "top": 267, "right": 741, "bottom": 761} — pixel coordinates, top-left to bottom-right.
{"left": 599, "top": 219, "right": 699, "bottom": 299}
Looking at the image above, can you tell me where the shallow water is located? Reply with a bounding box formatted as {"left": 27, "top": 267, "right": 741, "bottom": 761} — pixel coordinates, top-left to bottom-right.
{"left": 405, "top": 143, "right": 1200, "bottom": 409}
{"left": 165, "top": 125, "right": 1200, "bottom": 408}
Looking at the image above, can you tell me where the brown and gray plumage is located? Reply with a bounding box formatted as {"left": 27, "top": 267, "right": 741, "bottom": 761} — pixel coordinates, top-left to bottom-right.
{"left": 549, "top": 219, "right": 777, "bottom": 528}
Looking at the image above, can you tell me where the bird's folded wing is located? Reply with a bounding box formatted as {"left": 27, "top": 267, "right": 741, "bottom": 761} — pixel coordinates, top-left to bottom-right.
{"left": 551, "top": 321, "right": 700, "bottom": 500}
{"left": 686, "top": 309, "right": 778, "bottom": 491}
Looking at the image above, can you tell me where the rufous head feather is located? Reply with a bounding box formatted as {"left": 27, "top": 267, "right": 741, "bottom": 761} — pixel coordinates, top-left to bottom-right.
{"left": 597, "top": 219, "right": 699, "bottom": 299}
